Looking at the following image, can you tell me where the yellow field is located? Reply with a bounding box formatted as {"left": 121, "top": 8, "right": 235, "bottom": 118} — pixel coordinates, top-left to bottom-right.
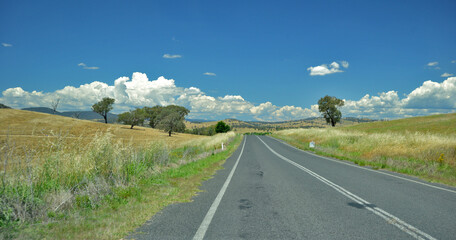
{"left": 0, "top": 109, "right": 206, "bottom": 155}
{"left": 273, "top": 113, "right": 456, "bottom": 186}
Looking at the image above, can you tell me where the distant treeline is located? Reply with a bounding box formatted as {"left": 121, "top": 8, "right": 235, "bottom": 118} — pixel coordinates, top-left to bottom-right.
{"left": 185, "top": 121, "right": 231, "bottom": 136}
{"left": 0, "top": 103, "right": 11, "bottom": 109}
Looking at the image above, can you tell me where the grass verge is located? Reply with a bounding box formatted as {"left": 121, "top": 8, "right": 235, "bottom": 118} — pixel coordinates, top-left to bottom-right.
{"left": 1, "top": 132, "right": 241, "bottom": 239}
{"left": 272, "top": 129, "right": 456, "bottom": 187}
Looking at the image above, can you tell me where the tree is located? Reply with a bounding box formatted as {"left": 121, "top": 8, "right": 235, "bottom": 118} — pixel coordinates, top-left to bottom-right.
{"left": 0, "top": 103, "right": 11, "bottom": 109}
{"left": 72, "top": 112, "right": 81, "bottom": 119}
{"left": 317, "top": 95, "right": 345, "bottom": 127}
{"left": 143, "top": 106, "right": 163, "bottom": 128}
{"left": 215, "top": 121, "right": 231, "bottom": 133}
{"left": 117, "top": 109, "right": 145, "bottom": 129}
{"left": 92, "top": 97, "right": 115, "bottom": 124}
{"left": 51, "top": 98, "right": 60, "bottom": 114}
{"left": 156, "top": 105, "right": 189, "bottom": 136}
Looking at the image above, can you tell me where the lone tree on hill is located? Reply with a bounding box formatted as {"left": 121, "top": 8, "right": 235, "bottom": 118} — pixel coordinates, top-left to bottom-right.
{"left": 215, "top": 121, "right": 231, "bottom": 133}
{"left": 156, "top": 105, "right": 189, "bottom": 136}
{"left": 51, "top": 98, "right": 60, "bottom": 114}
{"left": 117, "top": 108, "right": 145, "bottom": 129}
{"left": 92, "top": 97, "right": 115, "bottom": 124}
{"left": 318, "top": 95, "right": 344, "bottom": 127}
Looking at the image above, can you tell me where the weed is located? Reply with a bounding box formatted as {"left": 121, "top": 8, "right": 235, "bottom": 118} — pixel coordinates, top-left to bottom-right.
{"left": 437, "top": 153, "right": 444, "bottom": 166}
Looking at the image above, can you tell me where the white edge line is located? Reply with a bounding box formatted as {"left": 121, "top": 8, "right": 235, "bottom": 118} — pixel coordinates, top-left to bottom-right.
{"left": 257, "top": 136, "right": 436, "bottom": 240}
{"left": 192, "top": 136, "right": 247, "bottom": 240}
{"left": 266, "top": 135, "right": 456, "bottom": 194}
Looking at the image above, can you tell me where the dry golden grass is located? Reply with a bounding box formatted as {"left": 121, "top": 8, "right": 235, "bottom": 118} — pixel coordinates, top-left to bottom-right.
{"left": 0, "top": 109, "right": 206, "bottom": 156}
{"left": 185, "top": 131, "right": 236, "bottom": 151}
{"left": 274, "top": 113, "right": 456, "bottom": 186}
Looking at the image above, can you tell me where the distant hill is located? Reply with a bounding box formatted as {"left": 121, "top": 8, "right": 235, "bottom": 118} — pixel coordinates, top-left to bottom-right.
{"left": 0, "top": 103, "right": 11, "bottom": 109}
{"left": 186, "top": 119, "right": 215, "bottom": 123}
{"left": 21, "top": 107, "right": 118, "bottom": 123}
{"left": 186, "top": 117, "right": 376, "bottom": 133}
{"left": 22, "top": 107, "right": 56, "bottom": 114}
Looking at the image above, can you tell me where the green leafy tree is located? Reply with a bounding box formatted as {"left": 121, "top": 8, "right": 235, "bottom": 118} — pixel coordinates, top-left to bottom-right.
{"left": 317, "top": 95, "right": 345, "bottom": 127}
{"left": 156, "top": 105, "right": 189, "bottom": 136}
{"left": 92, "top": 97, "right": 115, "bottom": 124}
{"left": 117, "top": 108, "right": 145, "bottom": 129}
{"left": 143, "top": 105, "right": 163, "bottom": 128}
{"left": 215, "top": 121, "right": 231, "bottom": 133}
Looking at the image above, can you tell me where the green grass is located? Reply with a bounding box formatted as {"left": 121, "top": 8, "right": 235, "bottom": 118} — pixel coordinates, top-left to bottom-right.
{"left": 272, "top": 114, "right": 456, "bottom": 187}
{"left": 1, "top": 131, "right": 241, "bottom": 239}
{"left": 343, "top": 113, "right": 456, "bottom": 135}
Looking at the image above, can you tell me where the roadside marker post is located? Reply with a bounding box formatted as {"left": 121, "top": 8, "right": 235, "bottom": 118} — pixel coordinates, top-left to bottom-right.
{"left": 309, "top": 141, "right": 315, "bottom": 148}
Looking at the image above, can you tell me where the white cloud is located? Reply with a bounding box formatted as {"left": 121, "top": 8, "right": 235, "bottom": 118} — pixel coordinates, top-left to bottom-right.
{"left": 441, "top": 73, "right": 453, "bottom": 77}
{"left": 342, "top": 77, "right": 456, "bottom": 119}
{"left": 452, "top": 60, "right": 456, "bottom": 64}
{"left": 0, "top": 72, "right": 320, "bottom": 121}
{"left": 427, "top": 61, "right": 439, "bottom": 67}
{"left": 2, "top": 43, "right": 12, "bottom": 47}
{"left": 341, "top": 61, "right": 349, "bottom": 68}
{"left": 307, "top": 61, "right": 348, "bottom": 76}
{"left": 2, "top": 73, "right": 455, "bottom": 121}
{"left": 163, "top": 54, "right": 182, "bottom": 59}
{"left": 403, "top": 77, "right": 456, "bottom": 110}
{"left": 203, "top": 72, "right": 216, "bottom": 76}
{"left": 78, "top": 62, "right": 99, "bottom": 70}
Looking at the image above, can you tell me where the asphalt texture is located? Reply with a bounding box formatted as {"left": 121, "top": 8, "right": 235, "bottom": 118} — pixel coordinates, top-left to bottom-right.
{"left": 127, "top": 135, "right": 456, "bottom": 240}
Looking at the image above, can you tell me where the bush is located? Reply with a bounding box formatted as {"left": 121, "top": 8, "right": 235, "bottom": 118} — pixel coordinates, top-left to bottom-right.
{"left": 215, "top": 121, "right": 230, "bottom": 133}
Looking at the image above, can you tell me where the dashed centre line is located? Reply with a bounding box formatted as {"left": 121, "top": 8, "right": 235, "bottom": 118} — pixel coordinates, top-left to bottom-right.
{"left": 257, "top": 136, "right": 436, "bottom": 240}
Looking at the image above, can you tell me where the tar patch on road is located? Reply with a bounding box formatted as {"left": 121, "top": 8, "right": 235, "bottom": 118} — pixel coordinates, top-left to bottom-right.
{"left": 239, "top": 199, "right": 253, "bottom": 210}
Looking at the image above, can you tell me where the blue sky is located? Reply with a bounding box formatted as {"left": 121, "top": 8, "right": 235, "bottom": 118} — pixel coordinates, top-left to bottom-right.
{"left": 1, "top": 0, "right": 455, "bottom": 121}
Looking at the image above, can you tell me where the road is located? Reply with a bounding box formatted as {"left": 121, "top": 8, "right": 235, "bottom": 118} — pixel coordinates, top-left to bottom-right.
{"left": 127, "top": 135, "right": 456, "bottom": 240}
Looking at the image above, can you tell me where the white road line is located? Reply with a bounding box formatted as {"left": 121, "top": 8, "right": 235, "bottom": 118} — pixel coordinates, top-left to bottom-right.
{"left": 192, "top": 136, "right": 247, "bottom": 240}
{"left": 267, "top": 136, "right": 456, "bottom": 194}
{"left": 257, "top": 136, "right": 437, "bottom": 240}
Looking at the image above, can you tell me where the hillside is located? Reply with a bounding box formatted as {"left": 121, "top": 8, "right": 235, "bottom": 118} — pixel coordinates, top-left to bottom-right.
{"left": 273, "top": 113, "right": 456, "bottom": 186}
{"left": 0, "top": 109, "right": 205, "bottom": 155}
{"left": 343, "top": 113, "right": 456, "bottom": 135}
{"left": 21, "top": 107, "right": 119, "bottom": 123}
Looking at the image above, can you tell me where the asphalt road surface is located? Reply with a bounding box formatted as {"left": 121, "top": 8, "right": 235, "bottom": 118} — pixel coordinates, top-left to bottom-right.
{"left": 127, "top": 135, "right": 456, "bottom": 240}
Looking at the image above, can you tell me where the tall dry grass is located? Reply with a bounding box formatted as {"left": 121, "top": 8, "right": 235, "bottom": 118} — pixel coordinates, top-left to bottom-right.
{"left": 274, "top": 128, "right": 456, "bottom": 185}
{"left": 0, "top": 130, "right": 237, "bottom": 238}
{"left": 185, "top": 131, "right": 236, "bottom": 151}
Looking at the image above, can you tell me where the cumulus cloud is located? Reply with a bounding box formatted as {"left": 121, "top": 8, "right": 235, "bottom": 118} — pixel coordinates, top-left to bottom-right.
{"left": 341, "top": 61, "right": 349, "bottom": 68}
{"left": 2, "top": 73, "right": 455, "bottom": 121}
{"left": 427, "top": 61, "right": 439, "bottom": 67}
{"left": 2, "top": 43, "right": 12, "bottom": 47}
{"left": 441, "top": 73, "right": 453, "bottom": 77}
{"left": 342, "top": 77, "right": 456, "bottom": 119}
{"left": 203, "top": 72, "right": 216, "bottom": 76}
{"left": 163, "top": 54, "right": 182, "bottom": 59}
{"left": 307, "top": 61, "right": 348, "bottom": 76}
{"left": 0, "top": 72, "right": 319, "bottom": 121}
{"left": 78, "top": 62, "right": 99, "bottom": 70}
